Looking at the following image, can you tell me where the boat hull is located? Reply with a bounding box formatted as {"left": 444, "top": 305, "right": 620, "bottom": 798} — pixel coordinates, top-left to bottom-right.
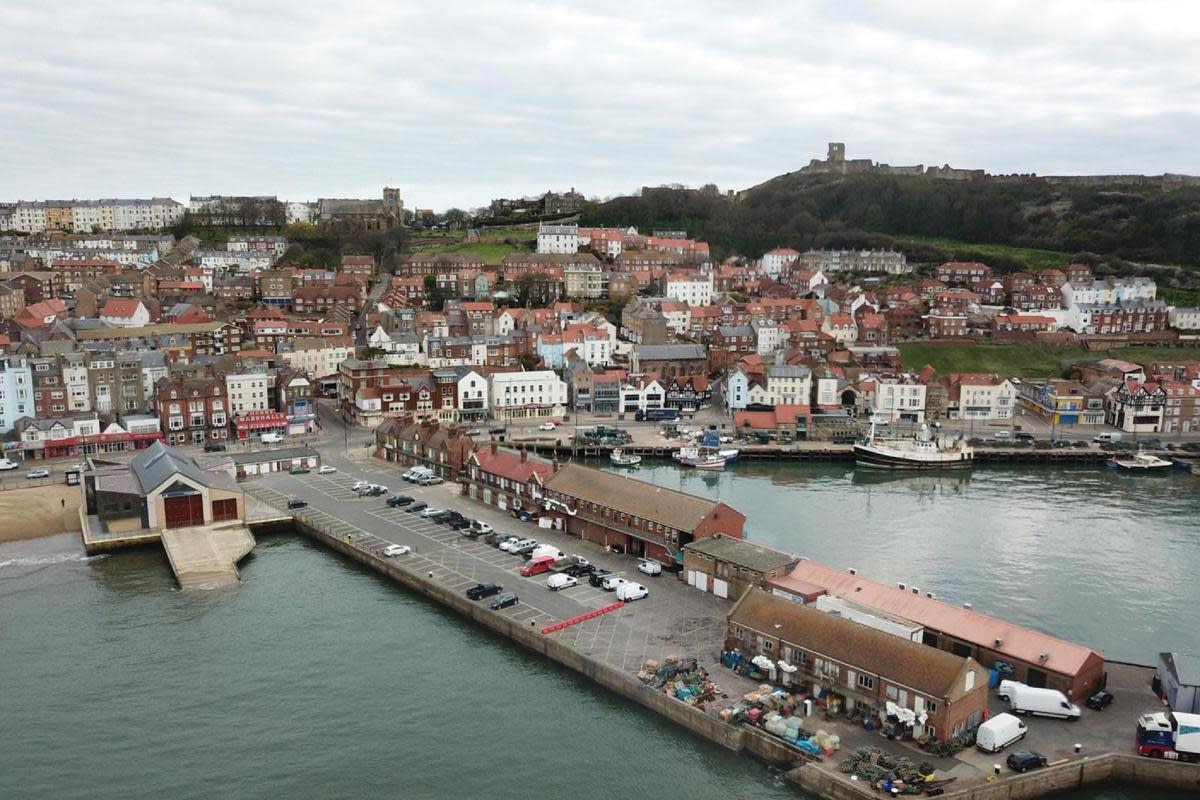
{"left": 854, "top": 444, "right": 974, "bottom": 470}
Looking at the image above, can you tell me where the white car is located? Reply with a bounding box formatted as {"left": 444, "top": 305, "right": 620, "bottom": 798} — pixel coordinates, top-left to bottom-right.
{"left": 420, "top": 507, "right": 444, "bottom": 518}
{"left": 537, "top": 422, "right": 556, "bottom": 431}
{"left": 27, "top": 469, "right": 51, "bottom": 479}
{"left": 637, "top": 559, "right": 663, "bottom": 577}
{"left": 993, "top": 430, "right": 1012, "bottom": 439}
{"left": 470, "top": 521, "right": 493, "bottom": 535}
{"left": 547, "top": 573, "right": 579, "bottom": 591}
{"left": 601, "top": 575, "right": 629, "bottom": 592}
{"left": 382, "top": 544, "right": 411, "bottom": 557}
{"left": 352, "top": 480, "right": 370, "bottom": 491}
{"left": 318, "top": 465, "right": 337, "bottom": 474}
{"left": 261, "top": 433, "right": 283, "bottom": 444}
{"left": 616, "top": 582, "right": 649, "bottom": 602}
{"left": 0, "top": 458, "right": 19, "bottom": 471}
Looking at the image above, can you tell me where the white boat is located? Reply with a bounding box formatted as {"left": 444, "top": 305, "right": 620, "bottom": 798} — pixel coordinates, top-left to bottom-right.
{"left": 854, "top": 423, "right": 974, "bottom": 470}
{"left": 672, "top": 445, "right": 726, "bottom": 470}
{"left": 610, "top": 448, "right": 642, "bottom": 467}
{"left": 1106, "top": 451, "right": 1172, "bottom": 472}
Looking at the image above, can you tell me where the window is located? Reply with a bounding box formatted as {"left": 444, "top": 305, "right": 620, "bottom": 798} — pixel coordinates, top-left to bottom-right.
{"left": 886, "top": 685, "right": 898, "bottom": 701}
{"left": 762, "top": 640, "right": 773, "bottom": 653}
{"left": 857, "top": 674, "right": 875, "bottom": 690}
{"left": 926, "top": 700, "right": 937, "bottom": 714}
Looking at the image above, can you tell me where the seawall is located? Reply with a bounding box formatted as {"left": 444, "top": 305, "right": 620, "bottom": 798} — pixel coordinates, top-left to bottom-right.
{"left": 267, "top": 516, "right": 1200, "bottom": 799}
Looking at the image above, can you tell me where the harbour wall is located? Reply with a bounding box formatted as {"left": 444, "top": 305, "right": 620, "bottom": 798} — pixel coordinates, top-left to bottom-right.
{"left": 267, "top": 516, "right": 1199, "bottom": 798}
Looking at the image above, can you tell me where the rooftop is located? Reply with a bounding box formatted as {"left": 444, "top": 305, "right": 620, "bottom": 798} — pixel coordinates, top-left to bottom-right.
{"left": 683, "top": 534, "right": 795, "bottom": 573}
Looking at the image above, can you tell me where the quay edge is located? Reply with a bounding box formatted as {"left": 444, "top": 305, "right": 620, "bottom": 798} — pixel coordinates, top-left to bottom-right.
{"left": 252, "top": 516, "right": 1200, "bottom": 800}
{"left": 526, "top": 443, "right": 1117, "bottom": 465}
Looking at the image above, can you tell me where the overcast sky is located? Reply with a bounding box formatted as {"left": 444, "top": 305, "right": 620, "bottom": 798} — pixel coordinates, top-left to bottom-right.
{"left": 2, "top": 1, "right": 1198, "bottom": 211}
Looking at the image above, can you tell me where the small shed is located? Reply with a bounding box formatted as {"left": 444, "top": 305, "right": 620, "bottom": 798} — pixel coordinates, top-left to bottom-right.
{"left": 682, "top": 534, "right": 796, "bottom": 601}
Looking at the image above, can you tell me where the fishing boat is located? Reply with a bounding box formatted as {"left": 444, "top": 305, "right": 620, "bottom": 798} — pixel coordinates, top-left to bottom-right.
{"left": 699, "top": 430, "right": 740, "bottom": 463}
{"left": 853, "top": 423, "right": 974, "bottom": 470}
{"left": 1106, "top": 451, "right": 1172, "bottom": 472}
{"left": 609, "top": 448, "right": 642, "bottom": 468}
{"left": 672, "top": 445, "right": 726, "bottom": 470}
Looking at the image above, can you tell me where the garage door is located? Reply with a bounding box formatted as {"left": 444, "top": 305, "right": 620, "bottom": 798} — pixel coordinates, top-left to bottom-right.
{"left": 688, "top": 570, "right": 705, "bottom": 590}
{"left": 713, "top": 578, "right": 729, "bottom": 599}
{"left": 164, "top": 494, "right": 204, "bottom": 529}
{"left": 212, "top": 498, "right": 238, "bottom": 522}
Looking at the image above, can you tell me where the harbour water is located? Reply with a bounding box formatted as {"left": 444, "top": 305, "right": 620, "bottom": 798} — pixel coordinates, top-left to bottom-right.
{"left": 2, "top": 462, "right": 1198, "bottom": 799}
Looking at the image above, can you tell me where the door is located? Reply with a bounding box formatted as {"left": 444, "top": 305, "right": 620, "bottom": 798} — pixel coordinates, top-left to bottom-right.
{"left": 713, "top": 578, "right": 729, "bottom": 599}
{"left": 1026, "top": 668, "right": 1048, "bottom": 688}
{"left": 163, "top": 494, "right": 204, "bottom": 529}
{"left": 211, "top": 498, "right": 238, "bottom": 522}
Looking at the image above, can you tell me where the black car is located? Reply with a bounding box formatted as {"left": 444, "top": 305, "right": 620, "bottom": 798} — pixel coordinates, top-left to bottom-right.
{"left": 460, "top": 526, "right": 482, "bottom": 538}
{"left": 1014, "top": 432, "right": 1036, "bottom": 442}
{"left": 565, "top": 563, "right": 595, "bottom": 578}
{"left": 451, "top": 517, "right": 473, "bottom": 530}
{"left": 386, "top": 495, "right": 413, "bottom": 507}
{"left": 1086, "top": 689, "right": 1114, "bottom": 710}
{"left": 466, "top": 582, "right": 503, "bottom": 601}
{"left": 429, "top": 510, "right": 452, "bottom": 524}
{"left": 204, "top": 442, "right": 227, "bottom": 452}
{"left": 1006, "top": 750, "right": 1047, "bottom": 773}
{"left": 405, "top": 501, "right": 428, "bottom": 513}
{"left": 488, "top": 426, "right": 507, "bottom": 435}
{"left": 446, "top": 510, "right": 466, "bottom": 524}
{"left": 487, "top": 592, "right": 518, "bottom": 610}
{"left": 484, "top": 532, "right": 510, "bottom": 547}
{"left": 286, "top": 498, "right": 308, "bottom": 509}
{"left": 588, "top": 568, "right": 613, "bottom": 588}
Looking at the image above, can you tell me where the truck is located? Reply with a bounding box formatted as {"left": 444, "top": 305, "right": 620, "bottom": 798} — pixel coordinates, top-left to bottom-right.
{"left": 998, "top": 680, "right": 1081, "bottom": 720}
{"left": 1136, "top": 711, "right": 1200, "bottom": 762}
{"left": 634, "top": 408, "right": 680, "bottom": 422}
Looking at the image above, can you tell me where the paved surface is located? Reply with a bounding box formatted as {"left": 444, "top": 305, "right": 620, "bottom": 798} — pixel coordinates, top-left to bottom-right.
{"left": 161, "top": 524, "right": 256, "bottom": 590}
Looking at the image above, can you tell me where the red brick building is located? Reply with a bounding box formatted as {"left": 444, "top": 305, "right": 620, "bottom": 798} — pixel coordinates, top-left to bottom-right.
{"left": 156, "top": 373, "right": 231, "bottom": 446}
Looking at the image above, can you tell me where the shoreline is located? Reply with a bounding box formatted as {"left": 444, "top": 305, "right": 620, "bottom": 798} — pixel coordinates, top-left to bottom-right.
{"left": 0, "top": 484, "right": 82, "bottom": 544}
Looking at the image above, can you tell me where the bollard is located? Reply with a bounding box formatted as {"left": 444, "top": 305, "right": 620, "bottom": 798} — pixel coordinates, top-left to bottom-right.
{"left": 428, "top": 571, "right": 434, "bottom": 579}
{"left": 1074, "top": 743, "right": 1082, "bottom": 754}
{"left": 993, "top": 765, "right": 1001, "bottom": 777}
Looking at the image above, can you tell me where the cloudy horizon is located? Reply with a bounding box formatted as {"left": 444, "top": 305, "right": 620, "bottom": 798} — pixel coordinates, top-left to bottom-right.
{"left": 2, "top": 0, "right": 1198, "bottom": 211}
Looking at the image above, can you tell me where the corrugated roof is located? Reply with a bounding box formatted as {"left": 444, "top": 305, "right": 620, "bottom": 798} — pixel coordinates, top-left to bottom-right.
{"left": 769, "top": 560, "right": 1102, "bottom": 676}
{"left": 730, "top": 588, "right": 976, "bottom": 700}
{"left": 546, "top": 463, "right": 741, "bottom": 533}
{"left": 130, "top": 441, "right": 212, "bottom": 494}
{"left": 1161, "top": 652, "right": 1200, "bottom": 686}
{"left": 684, "top": 534, "right": 794, "bottom": 573}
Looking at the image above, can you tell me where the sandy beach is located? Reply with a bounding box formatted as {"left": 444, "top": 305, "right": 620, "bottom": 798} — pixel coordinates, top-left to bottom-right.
{"left": 0, "top": 485, "right": 83, "bottom": 543}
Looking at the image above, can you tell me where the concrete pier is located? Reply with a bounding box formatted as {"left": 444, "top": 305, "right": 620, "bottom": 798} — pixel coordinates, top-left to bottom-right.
{"left": 162, "top": 525, "right": 256, "bottom": 589}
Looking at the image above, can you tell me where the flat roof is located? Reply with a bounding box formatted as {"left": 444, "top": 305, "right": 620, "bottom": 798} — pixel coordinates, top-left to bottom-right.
{"left": 228, "top": 446, "right": 319, "bottom": 465}
{"left": 1161, "top": 652, "right": 1200, "bottom": 686}
{"left": 684, "top": 534, "right": 794, "bottom": 573}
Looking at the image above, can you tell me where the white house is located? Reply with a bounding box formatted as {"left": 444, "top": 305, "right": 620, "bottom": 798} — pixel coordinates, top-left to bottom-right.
{"left": 536, "top": 224, "right": 580, "bottom": 255}
{"left": 455, "top": 369, "right": 489, "bottom": 418}
{"left": 278, "top": 338, "right": 356, "bottom": 380}
{"left": 225, "top": 372, "right": 272, "bottom": 417}
{"left": 659, "top": 301, "right": 692, "bottom": 337}
{"left": 948, "top": 374, "right": 1017, "bottom": 420}
{"left": 1169, "top": 307, "right": 1200, "bottom": 331}
{"left": 761, "top": 247, "right": 800, "bottom": 279}
{"left": 99, "top": 299, "right": 150, "bottom": 328}
{"left": 561, "top": 324, "right": 612, "bottom": 367}
{"left": 722, "top": 364, "right": 811, "bottom": 411}
{"left": 1062, "top": 278, "right": 1156, "bottom": 308}
{"left": 369, "top": 326, "right": 424, "bottom": 366}
{"left": 490, "top": 370, "right": 568, "bottom": 418}
{"left": 619, "top": 377, "right": 666, "bottom": 413}
{"left": 752, "top": 318, "right": 786, "bottom": 356}
{"left": 0, "top": 355, "right": 33, "bottom": 434}
{"left": 665, "top": 273, "right": 713, "bottom": 307}
{"left": 873, "top": 375, "right": 927, "bottom": 423}
{"left": 723, "top": 368, "right": 752, "bottom": 411}
{"left": 821, "top": 313, "right": 858, "bottom": 345}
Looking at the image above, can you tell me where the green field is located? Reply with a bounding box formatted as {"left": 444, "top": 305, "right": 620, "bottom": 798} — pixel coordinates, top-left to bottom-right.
{"left": 896, "top": 235, "right": 1072, "bottom": 272}
{"left": 897, "top": 343, "right": 1200, "bottom": 379}
{"left": 414, "top": 240, "right": 532, "bottom": 264}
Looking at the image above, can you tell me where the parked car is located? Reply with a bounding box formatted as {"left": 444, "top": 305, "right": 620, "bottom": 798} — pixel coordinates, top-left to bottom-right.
{"left": 289, "top": 465, "right": 310, "bottom": 474}
{"left": 465, "top": 428, "right": 482, "bottom": 436}
{"left": 318, "top": 465, "right": 337, "bottom": 474}
{"left": 470, "top": 521, "right": 493, "bottom": 535}
{"left": 537, "top": 422, "right": 556, "bottom": 431}
{"left": 510, "top": 538, "right": 538, "bottom": 555}
{"left": 0, "top": 458, "right": 19, "bottom": 471}
{"left": 975, "top": 713, "right": 1028, "bottom": 753}
{"left": 459, "top": 523, "right": 482, "bottom": 536}
{"left": 405, "top": 501, "right": 428, "bottom": 513}
{"left": 486, "top": 532, "right": 514, "bottom": 547}
{"left": 601, "top": 575, "right": 629, "bottom": 592}
{"left": 616, "top": 582, "right": 649, "bottom": 602}
{"left": 637, "top": 559, "right": 663, "bottom": 577}
{"left": 204, "top": 442, "right": 226, "bottom": 452}
{"left": 27, "top": 469, "right": 50, "bottom": 479}
{"left": 1086, "top": 690, "right": 1115, "bottom": 711}
{"left": 386, "top": 495, "right": 413, "bottom": 507}
{"left": 366, "top": 485, "right": 388, "bottom": 496}
{"left": 488, "top": 426, "right": 507, "bottom": 435}
{"left": 351, "top": 480, "right": 370, "bottom": 491}
{"left": 466, "top": 582, "right": 503, "bottom": 600}
{"left": 547, "top": 573, "right": 579, "bottom": 591}
{"left": 520, "top": 557, "right": 555, "bottom": 577}
{"left": 429, "top": 510, "right": 453, "bottom": 524}
{"left": 445, "top": 510, "right": 466, "bottom": 524}
{"left": 287, "top": 498, "right": 307, "bottom": 509}
{"left": 261, "top": 433, "right": 283, "bottom": 444}
{"left": 588, "top": 569, "right": 613, "bottom": 587}
{"left": 418, "top": 475, "right": 444, "bottom": 486}
{"left": 382, "top": 544, "right": 411, "bottom": 557}
{"left": 487, "top": 592, "right": 518, "bottom": 610}
{"left": 420, "top": 507, "right": 445, "bottom": 518}
{"left": 993, "top": 430, "right": 1011, "bottom": 440}
{"left": 565, "top": 563, "right": 595, "bottom": 579}
{"left": 1014, "top": 432, "right": 1035, "bottom": 442}
{"left": 998, "top": 680, "right": 1081, "bottom": 719}
{"left": 1006, "top": 750, "right": 1047, "bottom": 773}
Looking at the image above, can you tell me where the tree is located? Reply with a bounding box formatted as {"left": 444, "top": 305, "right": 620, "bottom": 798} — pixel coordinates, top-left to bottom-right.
{"left": 284, "top": 221, "right": 318, "bottom": 240}
{"left": 518, "top": 353, "right": 541, "bottom": 371}
{"left": 443, "top": 208, "right": 470, "bottom": 229}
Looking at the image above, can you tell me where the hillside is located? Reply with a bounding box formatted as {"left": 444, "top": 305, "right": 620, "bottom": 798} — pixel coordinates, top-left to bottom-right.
{"left": 581, "top": 172, "right": 1200, "bottom": 281}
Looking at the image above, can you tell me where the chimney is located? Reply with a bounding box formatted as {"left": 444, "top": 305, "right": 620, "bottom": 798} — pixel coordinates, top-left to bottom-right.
{"left": 520, "top": 445, "right": 528, "bottom": 463}
{"left": 490, "top": 438, "right": 497, "bottom": 455}
{"left": 552, "top": 452, "right": 560, "bottom": 472}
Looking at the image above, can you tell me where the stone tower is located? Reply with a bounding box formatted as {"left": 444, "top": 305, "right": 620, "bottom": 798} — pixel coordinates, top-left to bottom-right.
{"left": 383, "top": 187, "right": 403, "bottom": 225}
{"left": 827, "top": 142, "right": 845, "bottom": 163}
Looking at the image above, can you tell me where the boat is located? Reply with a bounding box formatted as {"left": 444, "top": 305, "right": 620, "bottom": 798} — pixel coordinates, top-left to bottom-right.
{"left": 1106, "top": 451, "right": 1173, "bottom": 472}
{"left": 609, "top": 448, "right": 642, "bottom": 468}
{"left": 672, "top": 445, "right": 726, "bottom": 470}
{"left": 853, "top": 423, "right": 974, "bottom": 470}
{"left": 700, "top": 431, "right": 740, "bottom": 463}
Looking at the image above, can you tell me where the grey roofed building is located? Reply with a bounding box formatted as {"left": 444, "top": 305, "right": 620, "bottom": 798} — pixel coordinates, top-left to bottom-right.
{"left": 683, "top": 534, "right": 796, "bottom": 574}
{"left": 1160, "top": 652, "right": 1200, "bottom": 685}
{"left": 717, "top": 324, "right": 755, "bottom": 338}
{"left": 131, "top": 440, "right": 212, "bottom": 494}
{"left": 636, "top": 343, "right": 707, "bottom": 361}
{"left": 226, "top": 446, "right": 319, "bottom": 465}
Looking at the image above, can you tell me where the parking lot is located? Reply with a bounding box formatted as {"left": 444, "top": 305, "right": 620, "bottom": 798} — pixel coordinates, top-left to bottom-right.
{"left": 249, "top": 457, "right": 751, "bottom": 683}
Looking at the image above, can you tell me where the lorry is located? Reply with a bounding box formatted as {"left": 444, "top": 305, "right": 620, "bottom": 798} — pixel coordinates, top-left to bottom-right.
{"left": 1136, "top": 711, "right": 1200, "bottom": 761}
{"left": 998, "top": 680, "right": 1081, "bottom": 720}
{"left": 634, "top": 408, "right": 680, "bottom": 422}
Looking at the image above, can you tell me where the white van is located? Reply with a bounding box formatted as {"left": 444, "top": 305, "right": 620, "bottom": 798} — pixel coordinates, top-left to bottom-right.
{"left": 405, "top": 467, "right": 433, "bottom": 482}
{"left": 261, "top": 432, "right": 283, "bottom": 444}
{"left": 528, "top": 544, "right": 565, "bottom": 562}
{"left": 1093, "top": 432, "right": 1122, "bottom": 443}
{"left": 975, "top": 712, "right": 1028, "bottom": 753}
{"left": 999, "top": 680, "right": 1081, "bottom": 720}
